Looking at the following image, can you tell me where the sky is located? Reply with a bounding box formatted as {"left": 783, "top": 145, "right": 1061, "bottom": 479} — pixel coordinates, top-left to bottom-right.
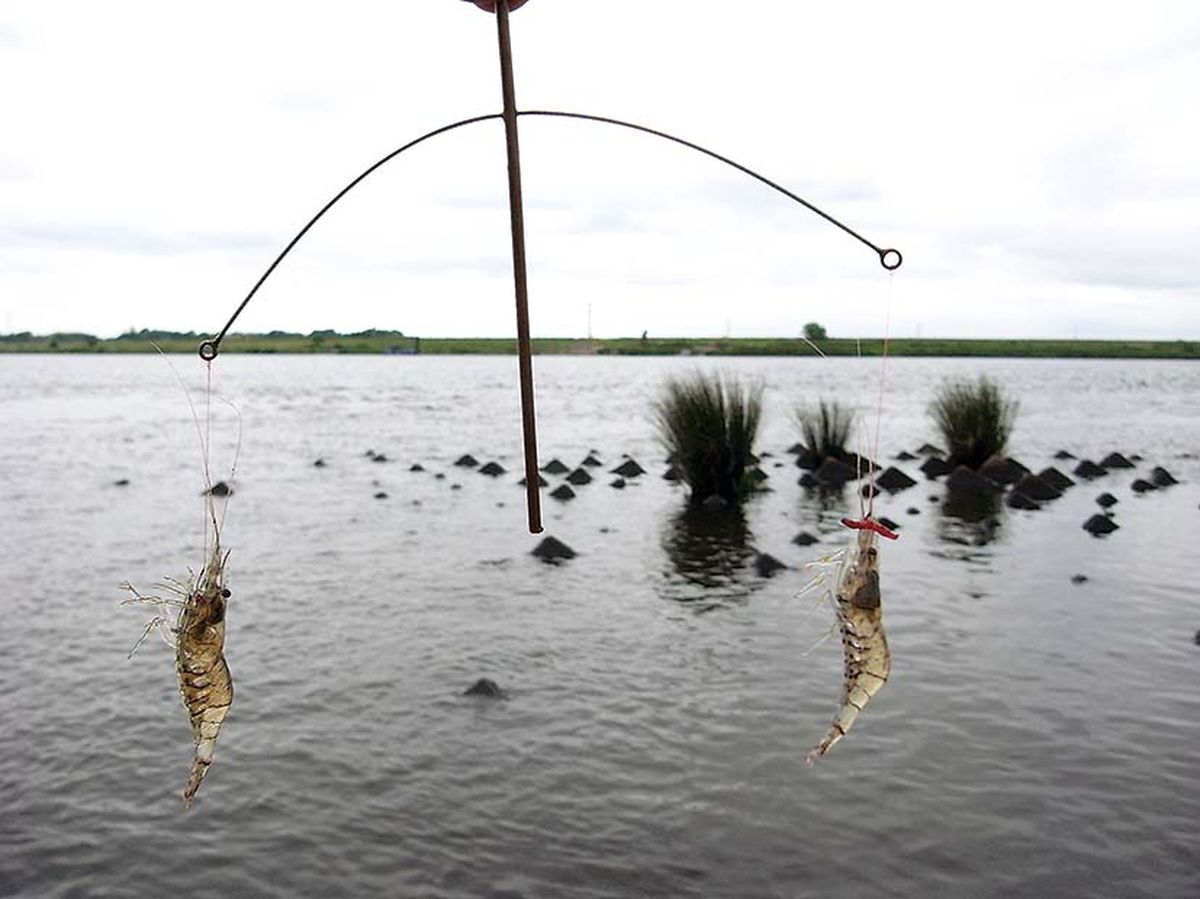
{"left": 2, "top": 1, "right": 1198, "bottom": 340}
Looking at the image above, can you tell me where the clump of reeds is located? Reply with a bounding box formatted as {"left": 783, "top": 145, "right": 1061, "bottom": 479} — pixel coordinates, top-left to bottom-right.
{"left": 929, "top": 375, "right": 1018, "bottom": 469}
{"left": 795, "top": 399, "right": 855, "bottom": 464}
{"left": 654, "top": 372, "right": 763, "bottom": 506}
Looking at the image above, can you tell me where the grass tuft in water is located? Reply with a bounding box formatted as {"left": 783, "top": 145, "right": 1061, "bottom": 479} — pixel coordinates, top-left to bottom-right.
{"left": 795, "top": 399, "right": 856, "bottom": 464}
{"left": 929, "top": 375, "right": 1018, "bottom": 469}
{"left": 654, "top": 372, "right": 763, "bottom": 506}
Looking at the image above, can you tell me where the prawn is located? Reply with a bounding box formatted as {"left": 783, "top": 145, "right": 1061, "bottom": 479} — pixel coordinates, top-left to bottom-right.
{"left": 803, "top": 516, "right": 896, "bottom": 765}
{"left": 123, "top": 526, "right": 234, "bottom": 806}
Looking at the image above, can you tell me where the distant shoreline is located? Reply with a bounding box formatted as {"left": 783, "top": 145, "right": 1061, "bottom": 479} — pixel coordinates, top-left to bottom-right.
{"left": 2, "top": 332, "right": 1197, "bottom": 359}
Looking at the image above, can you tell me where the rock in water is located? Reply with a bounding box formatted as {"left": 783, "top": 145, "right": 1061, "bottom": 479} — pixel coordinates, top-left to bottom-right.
{"left": 1054, "top": 449, "right": 1077, "bottom": 460}
{"left": 1099, "top": 452, "right": 1134, "bottom": 469}
{"left": 1070, "top": 574, "right": 1088, "bottom": 585}
{"left": 531, "top": 535, "right": 577, "bottom": 562}
{"left": 875, "top": 466, "right": 917, "bottom": 492}
{"left": 663, "top": 465, "right": 682, "bottom": 482}
{"left": 204, "top": 481, "right": 233, "bottom": 497}
{"left": 915, "top": 443, "right": 943, "bottom": 456}
{"left": 753, "top": 553, "right": 787, "bottom": 577}
{"left": 113, "top": 478, "right": 131, "bottom": 487}
{"left": 1131, "top": 478, "right": 1157, "bottom": 494}
{"left": 541, "top": 458, "right": 570, "bottom": 475}
{"left": 1006, "top": 491, "right": 1040, "bottom": 510}
{"left": 409, "top": 463, "right": 425, "bottom": 472}
{"left": 813, "top": 457, "right": 858, "bottom": 487}
{"left": 895, "top": 450, "right": 918, "bottom": 461}
{"left": 1037, "top": 467, "right": 1075, "bottom": 491}
{"left": 454, "top": 454, "right": 480, "bottom": 468}
{"left": 792, "top": 531, "right": 819, "bottom": 546}
{"left": 478, "top": 461, "right": 506, "bottom": 477}
{"left": 371, "top": 453, "right": 389, "bottom": 463}
{"left": 464, "top": 678, "right": 508, "bottom": 699}
{"left": 566, "top": 467, "right": 593, "bottom": 485}
{"left": 1012, "top": 473, "right": 1061, "bottom": 502}
{"left": 1151, "top": 466, "right": 1179, "bottom": 487}
{"left": 1082, "top": 514, "right": 1119, "bottom": 536}
{"left": 611, "top": 459, "right": 646, "bottom": 477}
{"left": 979, "top": 455, "right": 1030, "bottom": 486}
{"left": 1073, "top": 459, "right": 1107, "bottom": 479}
{"left": 945, "top": 466, "right": 1001, "bottom": 494}
{"left": 919, "top": 456, "right": 953, "bottom": 479}
{"left": 549, "top": 484, "right": 575, "bottom": 501}
{"left": 1095, "top": 492, "right": 1118, "bottom": 508}
{"left": 581, "top": 454, "right": 602, "bottom": 467}
{"left": 609, "top": 477, "right": 627, "bottom": 489}
{"left": 313, "top": 458, "right": 327, "bottom": 468}
{"left": 518, "top": 474, "right": 549, "bottom": 487}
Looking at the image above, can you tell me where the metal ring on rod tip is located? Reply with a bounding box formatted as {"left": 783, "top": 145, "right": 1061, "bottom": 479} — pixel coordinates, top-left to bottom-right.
{"left": 198, "top": 340, "right": 219, "bottom": 361}
{"left": 879, "top": 248, "right": 903, "bottom": 271}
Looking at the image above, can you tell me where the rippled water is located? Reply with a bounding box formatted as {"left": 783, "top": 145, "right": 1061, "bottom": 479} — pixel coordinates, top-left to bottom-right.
{"left": 2, "top": 354, "right": 1199, "bottom": 898}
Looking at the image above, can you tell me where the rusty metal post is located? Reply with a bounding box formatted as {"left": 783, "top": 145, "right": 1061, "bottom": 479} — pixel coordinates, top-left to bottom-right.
{"left": 494, "top": 0, "right": 543, "bottom": 533}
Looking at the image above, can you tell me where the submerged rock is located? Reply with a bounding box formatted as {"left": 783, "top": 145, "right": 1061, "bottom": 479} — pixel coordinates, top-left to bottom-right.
{"left": 550, "top": 484, "right": 576, "bottom": 501}
{"left": 979, "top": 455, "right": 1030, "bottom": 486}
{"left": 753, "top": 553, "right": 787, "bottom": 578}
{"left": 1131, "top": 478, "right": 1157, "bottom": 494}
{"left": 1037, "top": 467, "right": 1075, "bottom": 492}
{"left": 313, "top": 458, "right": 327, "bottom": 468}
{"left": 1054, "top": 449, "right": 1077, "bottom": 460}
{"left": 792, "top": 531, "right": 819, "bottom": 546}
{"left": 1006, "top": 491, "right": 1040, "bottom": 511}
{"left": 541, "top": 458, "right": 570, "bottom": 475}
{"left": 566, "top": 467, "right": 593, "bottom": 486}
{"left": 814, "top": 457, "right": 858, "bottom": 487}
{"left": 876, "top": 466, "right": 917, "bottom": 492}
{"left": 373, "top": 491, "right": 388, "bottom": 500}
{"left": 517, "top": 474, "right": 549, "bottom": 487}
{"left": 464, "top": 678, "right": 508, "bottom": 699}
{"left": 1012, "top": 473, "right": 1061, "bottom": 502}
{"left": 663, "top": 465, "right": 682, "bottom": 482}
{"left": 749, "top": 467, "right": 769, "bottom": 483}
{"left": 1151, "top": 466, "right": 1179, "bottom": 487}
{"left": 1095, "top": 492, "right": 1118, "bottom": 508}
{"left": 478, "top": 461, "right": 506, "bottom": 477}
{"left": 531, "top": 535, "right": 577, "bottom": 562}
{"left": 906, "top": 506, "right": 920, "bottom": 515}
{"left": 1071, "top": 574, "right": 1089, "bottom": 585}
{"left": 611, "top": 459, "right": 646, "bottom": 478}
{"left": 919, "top": 456, "right": 953, "bottom": 479}
{"left": 204, "top": 481, "right": 233, "bottom": 497}
{"left": 113, "top": 478, "right": 130, "bottom": 487}
{"left": 409, "top": 463, "right": 425, "bottom": 472}
{"left": 1073, "top": 459, "right": 1107, "bottom": 479}
{"left": 895, "top": 450, "right": 918, "bottom": 461}
{"left": 454, "top": 454, "right": 480, "bottom": 468}
{"left": 371, "top": 453, "right": 389, "bottom": 463}
{"left": 581, "top": 454, "right": 603, "bottom": 468}
{"left": 610, "top": 477, "right": 627, "bottom": 489}
{"left": 861, "top": 482, "right": 880, "bottom": 499}
{"left": 1099, "top": 452, "right": 1134, "bottom": 470}
{"left": 945, "top": 466, "right": 1000, "bottom": 495}
{"left": 798, "top": 473, "right": 818, "bottom": 488}
{"left": 915, "top": 443, "right": 943, "bottom": 456}
{"left": 1083, "top": 514, "right": 1119, "bottom": 536}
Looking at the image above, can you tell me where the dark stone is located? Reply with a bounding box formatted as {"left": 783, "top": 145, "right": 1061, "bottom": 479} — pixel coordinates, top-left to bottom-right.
{"left": 550, "top": 484, "right": 575, "bottom": 501}
{"left": 1006, "top": 491, "right": 1040, "bottom": 510}
{"left": 1071, "top": 574, "right": 1088, "bottom": 585}
{"left": 113, "top": 478, "right": 130, "bottom": 487}
{"left": 1054, "top": 449, "right": 1077, "bottom": 460}
{"left": 371, "top": 453, "right": 389, "bottom": 463}
{"left": 814, "top": 456, "right": 858, "bottom": 487}
{"left": 876, "top": 517, "right": 900, "bottom": 532}
{"left": 1151, "top": 466, "right": 1179, "bottom": 487}
{"left": 786, "top": 442, "right": 804, "bottom": 454}
{"left": 364, "top": 449, "right": 376, "bottom": 458}
{"left": 794, "top": 448, "right": 820, "bottom": 470}
{"left": 1038, "top": 467, "right": 1075, "bottom": 492}
{"left": 566, "top": 467, "right": 593, "bottom": 486}
{"left": 945, "top": 466, "right": 1000, "bottom": 494}
{"left": 749, "top": 467, "right": 769, "bottom": 482}
{"left": 464, "top": 678, "right": 508, "bottom": 699}
{"left": 1012, "top": 473, "right": 1061, "bottom": 502}
{"left": 518, "top": 474, "right": 549, "bottom": 487}
{"left": 876, "top": 466, "right": 917, "bottom": 492}
{"left": 792, "top": 531, "right": 819, "bottom": 546}
{"left": 1099, "top": 452, "right": 1134, "bottom": 469}
{"left": 611, "top": 459, "right": 646, "bottom": 477}
{"left": 1096, "top": 492, "right": 1117, "bottom": 508}
{"left": 610, "top": 477, "right": 626, "bottom": 489}
{"left": 435, "top": 472, "right": 446, "bottom": 480}
{"left": 915, "top": 443, "right": 943, "bottom": 456}
{"left": 204, "top": 481, "right": 233, "bottom": 497}
{"left": 1194, "top": 629, "right": 1200, "bottom": 646}
{"left": 313, "top": 458, "right": 326, "bottom": 468}
{"left": 753, "top": 553, "right": 787, "bottom": 577}
{"left": 1129, "top": 454, "right": 1143, "bottom": 463}
{"left": 1073, "top": 459, "right": 1107, "bottom": 479}
{"left": 979, "top": 455, "right": 1030, "bottom": 486}
{"left": 861, "top": 483, "right": 880, "bottom": 499}
{"left": 798, "top": 473, "right": 818, "bottom": 488}
{"left": 581, "top": 454, "right": 603, "bottom": 467}
{"left": 409, "top": 463, "right": 425, "bottom": 472}
{"left": 454, "top": 454, "right": 480, "bottom": 468}
{"left": 843, "top": 453, "right": 880, "bottom": 475}
{"left": 1083, "top": 514, "right": 1119, "bottom": 536}
{"left": 906, "top": 507, "right": 920, "bottom": 515}
{"left": 541, "top": 458, "right": 570, "bottom": 475}
{"left": 373, "top": 491, "right": 388, "bottom": 499}
{"left": 895, "top": 450, "right": 918, "bottom": 461}
{"left": 531, "top": 535, "right": 577, "bottom": 562}
{"left": 479, "top": 461, "right": 506, "bottom": 477}
{"left": 759, "top": 451, "right": 774, "bottom": 458}
{"left": 1131, "top": 478, "right": 1157, "bottom": 494}
{"left": 663, "top": 465, "right": 682, "bottom": 482}
{"left": 450, "top": 483, "right": 462, "bottom": 491}
{"left": 919, "top": 456, "right": 953, "bottom": 479}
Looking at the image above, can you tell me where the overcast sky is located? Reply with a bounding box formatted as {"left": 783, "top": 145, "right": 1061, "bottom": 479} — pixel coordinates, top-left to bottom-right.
{"left": 2, "top": 1, "right": 1198, "bottom": 340}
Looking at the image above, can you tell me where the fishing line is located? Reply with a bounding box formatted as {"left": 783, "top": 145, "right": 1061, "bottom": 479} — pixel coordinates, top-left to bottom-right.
{"left": 865, "top": 271, "right": 896, "bottom": 522}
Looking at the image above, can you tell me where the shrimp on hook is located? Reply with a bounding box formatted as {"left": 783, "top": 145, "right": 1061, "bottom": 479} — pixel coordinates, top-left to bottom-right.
{"left": 803, "top": 516, "right": 897, "bottom": 765}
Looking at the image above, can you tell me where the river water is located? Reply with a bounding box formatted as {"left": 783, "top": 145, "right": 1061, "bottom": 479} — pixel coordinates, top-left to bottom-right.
{"left": 2, "top": 354, "right": 1198, "bottom": 898}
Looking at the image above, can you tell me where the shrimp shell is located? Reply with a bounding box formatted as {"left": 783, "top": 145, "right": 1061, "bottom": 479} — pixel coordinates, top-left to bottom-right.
{"left": 805, "top": 527, "right": 890, "bottom": 765}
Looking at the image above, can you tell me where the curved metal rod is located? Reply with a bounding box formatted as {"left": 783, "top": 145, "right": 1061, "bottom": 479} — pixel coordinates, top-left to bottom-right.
{"left": 200, "top": 109, "right": 901, "bottom": 359}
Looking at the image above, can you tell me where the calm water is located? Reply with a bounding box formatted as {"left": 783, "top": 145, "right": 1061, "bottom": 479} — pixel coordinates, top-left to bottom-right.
{"left": 2, "top": 354, "right": 1198, "bottom": 898}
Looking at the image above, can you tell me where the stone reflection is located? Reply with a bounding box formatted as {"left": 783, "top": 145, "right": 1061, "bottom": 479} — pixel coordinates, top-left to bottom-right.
{"left": 938, "top": 489, "right": 1003, "bottom": 547}
{"left": 659, "top": 504, "right": 756, "bottom": 607}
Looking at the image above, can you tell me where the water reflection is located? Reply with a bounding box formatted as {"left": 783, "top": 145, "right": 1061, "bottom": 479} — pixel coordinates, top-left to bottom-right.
{"left": 659, "top": 504, "right": 755, "bottom": 607}
{"left": 937, "top": 489, "right": 1004, "bottom": 551}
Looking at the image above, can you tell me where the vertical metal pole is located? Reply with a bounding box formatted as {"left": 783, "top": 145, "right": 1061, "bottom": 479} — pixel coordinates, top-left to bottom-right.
{"left": 494, "top": 0, "right": 543, "bottom": 534}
